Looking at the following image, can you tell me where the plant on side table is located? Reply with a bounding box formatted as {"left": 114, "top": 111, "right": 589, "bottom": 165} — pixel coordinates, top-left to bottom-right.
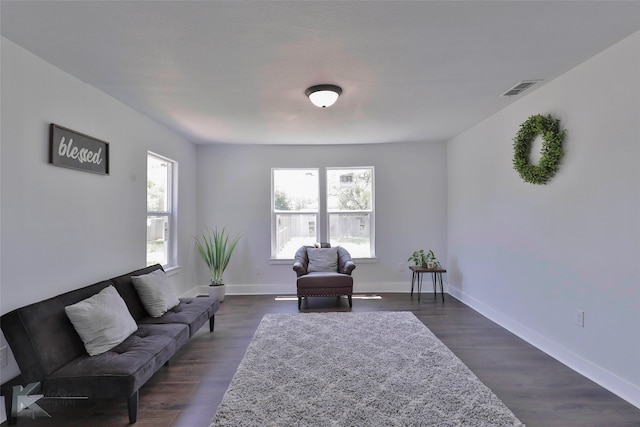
{"left": 195, "top": 226, "right": 241, "bottom": 302}
{"left": 426, "top": 250, "right": 441, "bottom": 269}
{"left": 408, "top": 249, "right": 440, "bottom": 269}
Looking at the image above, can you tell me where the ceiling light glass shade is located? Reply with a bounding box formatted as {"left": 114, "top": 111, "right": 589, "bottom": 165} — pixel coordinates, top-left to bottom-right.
{"left": 305, "top": 84, "right": 342, "bottom": 108}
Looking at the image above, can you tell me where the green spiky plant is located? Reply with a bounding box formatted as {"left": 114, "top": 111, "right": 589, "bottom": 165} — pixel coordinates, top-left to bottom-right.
{"left": 195, "top": 226, "right": 241, "bottom": 286}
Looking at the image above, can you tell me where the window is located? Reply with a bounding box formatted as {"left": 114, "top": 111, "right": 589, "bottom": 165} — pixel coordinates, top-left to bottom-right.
{"left": 272, "top": 169, "right": 319, "bottom": 259}
{"left": 272, "top": 167, "right": 374, "bottom": 259}
{"left": 326, "top": 167, "right": 374, "bottom": 258}
{"left": 146, "top": 152, "right": 177, "bottom": 268}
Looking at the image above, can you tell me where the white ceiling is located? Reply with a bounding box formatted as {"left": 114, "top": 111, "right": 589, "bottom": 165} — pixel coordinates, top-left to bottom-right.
{"left": 1, "top": 1, "right": 639, "bottom": 145}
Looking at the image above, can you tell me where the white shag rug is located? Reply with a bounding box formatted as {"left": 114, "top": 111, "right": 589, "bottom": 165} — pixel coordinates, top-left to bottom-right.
{"left": 211, "top": 311, "right": 524, "bottom": 426}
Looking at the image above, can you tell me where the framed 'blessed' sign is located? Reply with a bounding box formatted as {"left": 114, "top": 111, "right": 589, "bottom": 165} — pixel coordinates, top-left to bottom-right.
{"left": 49, "top": 124, "right": 109, "bottom": 175}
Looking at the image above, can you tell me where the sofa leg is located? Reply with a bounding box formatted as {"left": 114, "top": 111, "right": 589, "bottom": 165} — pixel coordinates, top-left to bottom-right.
{"left": 348, "top": 295, "right": 352, "bottom": 308}
{"left": 209, "top": 315, "right": 215, "bottom": 332}
{"left": 4, "top": 392, "right": 16, "bottom": 425}
{"left": 298, "top": 296, "right": 302, "bottom": 310}
{"left": 128, "top": 391, "right": 138, "bottom": 424}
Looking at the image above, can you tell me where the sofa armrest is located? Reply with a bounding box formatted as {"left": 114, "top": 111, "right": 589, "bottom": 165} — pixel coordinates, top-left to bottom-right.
{"left": 293, "top": 261, "right": 307, "bottom": 277}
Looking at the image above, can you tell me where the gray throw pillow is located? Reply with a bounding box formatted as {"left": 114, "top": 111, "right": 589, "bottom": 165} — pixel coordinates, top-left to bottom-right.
{"left": 131, "top": 269, "right": 180, "bottom": 317}
{"left": 65, "top": 285, "right": 138, "bottom": 356}
{"left": 307, "top": 247, "right": 339, "bottom": 272}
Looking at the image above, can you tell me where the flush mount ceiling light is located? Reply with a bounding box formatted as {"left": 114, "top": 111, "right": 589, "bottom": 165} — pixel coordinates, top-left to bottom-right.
{"left": 305, "top": 84, "right": 342, "bottom": 108}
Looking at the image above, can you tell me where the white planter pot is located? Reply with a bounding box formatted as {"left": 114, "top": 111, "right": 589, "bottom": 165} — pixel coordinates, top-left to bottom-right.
{"left": 207, "top": 284, "right": 226, "bottom": 302}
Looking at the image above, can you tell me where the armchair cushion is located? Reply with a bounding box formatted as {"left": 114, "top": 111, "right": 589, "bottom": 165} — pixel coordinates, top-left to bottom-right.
{"left": 297, "top": 272, "right": 353, "bottom": 289}
{"left": 307, "top": 247, "right": 339, "bottom": 273}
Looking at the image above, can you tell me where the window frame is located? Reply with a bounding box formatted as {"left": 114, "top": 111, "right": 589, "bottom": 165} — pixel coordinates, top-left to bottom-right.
{"left": 146, "top": 151, "right": 178, "bottom": 269}
{"left": 326, "top": 166, "right": 375, "bottom": 259}
{"left": 271, "top": 168, "right": 320, "bottom": 259}
{"left": 271, "top": 166, "right": 375, "bottom": 259}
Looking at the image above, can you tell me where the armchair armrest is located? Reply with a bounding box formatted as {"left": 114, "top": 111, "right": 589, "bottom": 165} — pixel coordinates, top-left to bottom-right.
{"left": 293, "top": 261, "right": 307, "bottom": 277}
{"left": 336, "top": 246, "right": 356, "bottom": 275}
{"left": 341, "top": 260, "right": 356, "bottom": 275}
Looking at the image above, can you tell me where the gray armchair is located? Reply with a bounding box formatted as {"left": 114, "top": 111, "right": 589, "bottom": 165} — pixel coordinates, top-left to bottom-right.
{"left": 293, "top": 245, "right": 356, "bottom": 309}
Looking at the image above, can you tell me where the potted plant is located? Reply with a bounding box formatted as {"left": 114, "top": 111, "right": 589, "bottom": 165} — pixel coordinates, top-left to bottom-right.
{"left": 408, "top": 249, "right": 428, "bottom": 267}
{"left": 426, "top": 250, "right": 440, "bottom": 269}
{"left": 408, "top": 249, "right": 439, "bottom": 269}
{"left": 195, "top": 226, "right": 241, "bottom": 302}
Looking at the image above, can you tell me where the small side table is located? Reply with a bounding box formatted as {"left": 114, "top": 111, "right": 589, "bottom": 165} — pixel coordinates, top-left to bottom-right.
{"left": 409, "top": 266, "right": 446, "bottom": 302}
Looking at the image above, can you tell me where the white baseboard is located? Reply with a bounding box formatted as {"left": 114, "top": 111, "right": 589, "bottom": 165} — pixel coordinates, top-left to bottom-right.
{"left": 182, "top": 281, "right": 447, "bottom": 297}
{"left": 447, "top": 285, "right": 640, "bottom": 410}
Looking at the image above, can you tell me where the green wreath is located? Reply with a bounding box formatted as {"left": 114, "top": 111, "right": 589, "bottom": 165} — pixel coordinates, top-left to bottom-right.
{"left": 512, "top": 114, "right": 566, "bottom": 185}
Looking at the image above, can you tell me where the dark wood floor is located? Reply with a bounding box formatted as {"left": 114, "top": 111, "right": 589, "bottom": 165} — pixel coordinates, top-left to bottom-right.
{"left": 5, "top": 293, "right": 640, "bottom": 426}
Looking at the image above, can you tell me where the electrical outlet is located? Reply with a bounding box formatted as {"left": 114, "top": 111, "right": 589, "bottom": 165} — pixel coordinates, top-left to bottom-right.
{"left": 255, "top": 266, "right": 262, "bottom": 276}
{"left": 397, "top": 262, "right": 405, "bottom": 273}
{"left": 0, "top": 346, "right": 7, "bottom": 367}
{"left": 575, "top": 309, "right": 584, "bottom": 327}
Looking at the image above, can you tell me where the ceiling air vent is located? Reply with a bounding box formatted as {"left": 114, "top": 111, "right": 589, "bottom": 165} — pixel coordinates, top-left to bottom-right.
{"left": 501, "top": 80, "right": 542, "bottom": 97}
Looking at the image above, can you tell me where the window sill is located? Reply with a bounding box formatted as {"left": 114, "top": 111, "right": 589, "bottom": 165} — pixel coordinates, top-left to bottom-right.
{"left": 269, "top": 258, "right": 378, "bottom": 264}
{"left": 164, "top": 265, "right": 181, "bottom": 276}
{"left": 352, "top": 257, "right": 378, "bottom": 264}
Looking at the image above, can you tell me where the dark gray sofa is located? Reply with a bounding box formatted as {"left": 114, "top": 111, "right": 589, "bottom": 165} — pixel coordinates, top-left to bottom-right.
{"left": 0, "top": 264, "right": 219, "bottom": 424}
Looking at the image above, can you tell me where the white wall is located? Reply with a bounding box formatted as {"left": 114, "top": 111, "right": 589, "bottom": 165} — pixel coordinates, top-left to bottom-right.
{"left": 447, "top": 32, "right": 640, "bottom": 407}
{"left": 195, "top": 141, "right": 448, "bottom": 294}
{"left": 0, "top": 37, "right": 199, "bottom": 383}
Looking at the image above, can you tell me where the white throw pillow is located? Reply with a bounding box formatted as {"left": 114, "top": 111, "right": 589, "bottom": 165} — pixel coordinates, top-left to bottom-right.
{"left": 64, "top": 285, "right": 138, "bottom": 356}
{"left": 307, "top": 247, "right": 339, "bottom": 273}
{"left": 131, "top": 269, "right": 180, "bottom": 317}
